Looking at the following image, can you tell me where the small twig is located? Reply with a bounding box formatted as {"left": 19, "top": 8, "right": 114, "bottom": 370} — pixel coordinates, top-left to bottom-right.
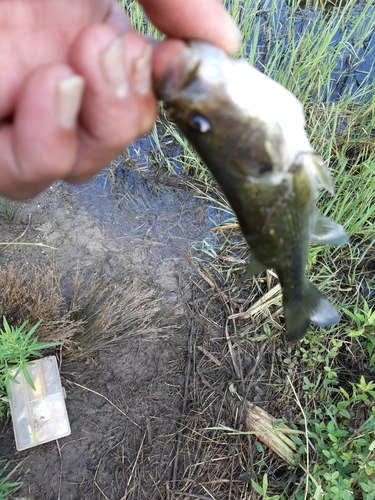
{"left": 147, "top": 240, "right": 216, "bottom": 288}
{"left": 94, "top": 458, "right": 110, "bottom": 500}
{"left": 229, "top": 284, "right": 282, "bottom": 320}
{"left": 146, "top": 417, "right": 152, "bottom": 445}
{"left": 56, "top": 440, "right": 63, "bottom": 500}
{"left": 68, "top": 380, "right": 140, "bottom": 429}
{"left": 206, "top": 223, "right": 240, "bottom": 233}
{"left": 145, "top": 213, "right": 158, "bottom": 237}
{"left": 225, "top": 319, "right": 241, "bottom": 379}
{"left": 0, "top": 241, "right": 56, "bottom": 249}
{"left": 172, "top": 491, "right": 214, "bottom": 500}
{"left": 0, "top": 214, "right": 48, "bottom": 249}
{"left": 12, "top": 213, "right": 31, "bottom": 242}
{"left": 271, "top": 306, "right": 284, "bottom": 319}
{"left": 122, "top": 430, "right": 146, "bottom": 499}
{"left": 197, "top": 346, "right": 222, "bottom": 367}
{"left": 244, "top": 341, "right": 269, "bottom": 381}
{"left": 217, "top": 254, "right": 246, "bottom": 264}
{"left": 287, "top": 375, "right": 309, "bottom": 500}
{"left": 171, "top": 312, "right": 195, "bottom": 490}
{"left": 196, "top": 366, "right": 224, "bottom": 396}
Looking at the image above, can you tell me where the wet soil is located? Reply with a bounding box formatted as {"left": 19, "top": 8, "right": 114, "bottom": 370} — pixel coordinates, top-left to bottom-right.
{"left": 0, "top": 157, "right": 227, "bottom": 500}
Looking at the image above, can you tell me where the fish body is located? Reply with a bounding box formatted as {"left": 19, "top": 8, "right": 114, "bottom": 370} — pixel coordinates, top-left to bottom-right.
{"left": 157, "top": 42, "right": 348, "bottom": 342}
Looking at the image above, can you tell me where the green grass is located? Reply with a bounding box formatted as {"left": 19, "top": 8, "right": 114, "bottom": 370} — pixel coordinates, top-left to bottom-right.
{"left": 120, "top": 0, "right": 162, "bottom": 37}
{"left": 0, "top": 459, "right": 22, "bottom": 500}
{"left": 121, "top": 0, "right": 375, "bottom": 498}
{"left": 0, "top": 197, "right": 18, "bottom": 224}
{"left": 0, "top": 317, "right": 59, "bottom": 418}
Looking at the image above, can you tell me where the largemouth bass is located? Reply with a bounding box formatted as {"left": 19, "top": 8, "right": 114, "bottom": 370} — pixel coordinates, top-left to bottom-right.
{"left": 156, "top": 42, "right": 348, "bottom": 342}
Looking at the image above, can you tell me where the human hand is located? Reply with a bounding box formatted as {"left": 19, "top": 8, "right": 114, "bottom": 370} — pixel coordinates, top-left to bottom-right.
{"left": 0, "top": 0, "right": 241, "bottom": 200}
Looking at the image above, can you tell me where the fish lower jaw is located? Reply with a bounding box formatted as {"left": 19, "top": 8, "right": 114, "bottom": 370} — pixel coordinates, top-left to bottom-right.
{"left": 246, "top": 172, "right": 291, "bottom": 185}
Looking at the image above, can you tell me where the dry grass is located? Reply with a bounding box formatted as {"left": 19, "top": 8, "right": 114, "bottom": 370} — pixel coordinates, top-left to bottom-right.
{"left": 162, "top": 286, "right": 290, "bottom": 500}
{"left": 117, "top": 282, "right": 296, "bottom": 500}
{"left": 68, "top": 272, "right": 165, "bottom": 357}
{"left": 0, "top": 265, "right": 165, "bottom": 357}
{"left": 0, "top": 265, "right": 80, "bottom": 345}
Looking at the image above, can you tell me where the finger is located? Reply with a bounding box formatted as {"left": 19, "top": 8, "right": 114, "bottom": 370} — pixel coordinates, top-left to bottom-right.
{"left": 0, "top": 64, "right": 84, "bottom": 200}
{"left": 138, "top": 0, "right": 241, "bottom": 55}
{"left": 152, "top": 38, "right": 187, "bottom": 83}
{"left": 104, "top": 1, "right": 134, "bottom": 35}
{"left": 67, "top": 25, "right": 157, "bottom": 183}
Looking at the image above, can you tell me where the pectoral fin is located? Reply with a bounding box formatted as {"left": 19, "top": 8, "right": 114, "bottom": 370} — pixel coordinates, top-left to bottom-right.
{"left": 243, "top": 257, "right": 267, "bottom": 280}
{"left": 310, "top": 155, "right": 334, "bottom": 193}
{"left": 311, "top": 213, "right": 349, "bottom": 245}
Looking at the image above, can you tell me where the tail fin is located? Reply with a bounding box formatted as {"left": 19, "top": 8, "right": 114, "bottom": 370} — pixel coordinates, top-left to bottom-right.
{"left": 283, "top": 281, "right": 340, "bottom": 343}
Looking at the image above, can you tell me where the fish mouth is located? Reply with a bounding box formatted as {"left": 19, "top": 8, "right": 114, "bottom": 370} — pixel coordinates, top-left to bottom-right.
{"left": 155, "top": 45, "right": 201, "bottom": 101}
{"left": 155, "top": 41, "right": 229, "bottom": 101}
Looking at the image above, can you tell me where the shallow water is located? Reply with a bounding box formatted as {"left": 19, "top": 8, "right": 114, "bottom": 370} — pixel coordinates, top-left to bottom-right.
{"left": 245, "top": 0, "right": 374, "bottom": 98}
{"left": 69, "top": 155, "right": 230, "bottom": 266}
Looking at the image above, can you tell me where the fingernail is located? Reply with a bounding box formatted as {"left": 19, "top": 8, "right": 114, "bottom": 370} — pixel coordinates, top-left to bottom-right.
{"left": 133, "top": 44, "right": 152, "bottom": 95}
{"left": 101, "top": 37, "right": 128, "bottom": 98}
{"left": 57, "top": 76, "right": 85, "bottom": 130}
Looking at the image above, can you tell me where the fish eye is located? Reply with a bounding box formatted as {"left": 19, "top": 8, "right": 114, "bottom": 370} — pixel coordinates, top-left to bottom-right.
{"left": 187, "top": 112, "right": 211, "bottom": 133}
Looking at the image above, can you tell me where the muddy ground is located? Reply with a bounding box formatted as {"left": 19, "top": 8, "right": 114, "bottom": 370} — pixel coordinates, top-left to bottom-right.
{"left": 0, "top": 156, "right": 264, "bottom": 500}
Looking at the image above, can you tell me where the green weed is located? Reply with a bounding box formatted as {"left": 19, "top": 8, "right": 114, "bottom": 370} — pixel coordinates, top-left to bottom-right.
{"left": 251, "top": 473, "right": 280, "bottom": 500}
{"left": 0, "top": 317, "right": 59, "bottom": 417}
{"left": 211, "top": 375, "right": 375, "bottom": 499}
{"left": 0, "top": 197, "right": 18, "bottom": 224}
{"left": 344, "top": 301, "right": 375, "bottom": 368}
{"left": 0, "top": 459, "right": 22, "bottom": 500}
{"left": 302, "top": 377, "right": 375, "bottom": 499}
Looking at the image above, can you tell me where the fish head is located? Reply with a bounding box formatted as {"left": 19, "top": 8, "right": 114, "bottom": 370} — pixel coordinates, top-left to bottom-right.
{"left": 156, "top": 41, "right": 313, "bottom": 181}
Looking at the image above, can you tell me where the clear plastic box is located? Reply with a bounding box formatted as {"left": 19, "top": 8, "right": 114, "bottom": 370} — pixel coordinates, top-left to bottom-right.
{"left": 8, "top": 356, "right": 71, "bottom": 451}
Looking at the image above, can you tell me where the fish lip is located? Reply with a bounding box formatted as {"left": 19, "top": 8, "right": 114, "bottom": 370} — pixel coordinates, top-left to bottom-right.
{"left": 154, "top": 46, "right": 201, "bottom": 101}
{"left": 155, "top": 40, "right": 228, "bottom": 101}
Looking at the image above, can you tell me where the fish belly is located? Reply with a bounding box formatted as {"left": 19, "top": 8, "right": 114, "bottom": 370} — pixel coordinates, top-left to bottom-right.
{"left": 235, "top": 179, "right": 340, "bottom": 342}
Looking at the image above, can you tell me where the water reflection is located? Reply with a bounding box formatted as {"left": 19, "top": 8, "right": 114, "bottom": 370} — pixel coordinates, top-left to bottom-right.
{"left": 287, "top": 0, "right": 367, "bottom": 9}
